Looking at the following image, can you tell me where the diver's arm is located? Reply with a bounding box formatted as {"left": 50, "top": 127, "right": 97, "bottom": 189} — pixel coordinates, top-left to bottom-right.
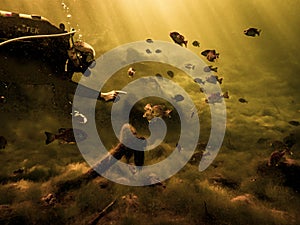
{"left": 100, "top": 91, "right": 118, "bottom": 101}
{"left": 72, "top": 82, "right": 118, "bottom": 102}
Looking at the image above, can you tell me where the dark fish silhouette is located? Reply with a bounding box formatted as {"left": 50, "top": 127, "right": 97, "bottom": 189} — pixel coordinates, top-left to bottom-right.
{"left": 170, "top": 31, "right": 188, "bottom": 47}
{"left": 194, "top": 78, "right": 205, "bottom": 85}
{"left": 206, "top": 75, "right": 223, "bottom": 84}
{"left": 45, "top": 128, "right": 87, "bottom": 144}
{"left": 244, "top": 28, "right": 261, "bottom": 37}
{"left": 173, "top": 94, "right": 184, "bottom": 102}
{"left": 288, "top": 121, "right": 299, "bottom": 126}
{"left": 146, "top": 38, "right": 153, "bottom": 43}
{"left": 205, "top": 92, "right": 229, "bottom": 104}
{"left": 201, "top": 50, "right": 219, "bottom": 62}
{"left": 204, "top": 66, "right": 218, "bottom": 72}
{"left": 167, "top": 70, "right": 174, "bottom": 78}
{"left": 238, "top": 98, "right": 248, "bottom": 103}
{"left": 155, "top": 49, "right": 162, "bottom": 53}
{"left": 0, "top": 136, "right": 7, "bottom": 149}
{"left": 155, "top": 73, "right": 163, "bottom": 79}
{"left": 192, "top": 40, "right": 200, "bottom": 47}
{"left": 145, "top": 49, "right": 152, "bottom": 54}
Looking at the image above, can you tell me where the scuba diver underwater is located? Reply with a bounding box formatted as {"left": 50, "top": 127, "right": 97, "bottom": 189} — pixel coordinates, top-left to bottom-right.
{"left": 0, "top": 9, "right": 117, "bottom": 102}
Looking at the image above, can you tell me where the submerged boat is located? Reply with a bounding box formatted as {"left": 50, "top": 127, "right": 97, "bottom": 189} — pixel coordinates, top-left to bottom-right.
{"left": 0, "top": 10, "right": 95, "bottom": 77}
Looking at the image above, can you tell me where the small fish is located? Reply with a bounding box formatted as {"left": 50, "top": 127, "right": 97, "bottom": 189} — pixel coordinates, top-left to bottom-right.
{"left": 45, "top": 128, "right": 87, "bottom": 145}
{"left": 205, "top": 92, "right": 229, "bottom": 104}
{"left": 222, "top": 91, "right": 229, "bottom": 99}
{"left": 206, "top": 75, "right": 223, "bottom": 84}
{"left": 185, "top": 63, "right": 195, "bottom": 70}
{"left": 192, "top": 40, "right": 200, "bottom": 47}
{"left": 155, "top": 49, "right": 162, "bottom": 53}
{"left": 204, "top": 66, "right": 218, "bottom": 72}
{"left": 194, "top": 78, "right": 205, "bottom": 85}
{"left": 167, "top": 70, "right": 174, "bottom": 78}
{"left": 71, "top": 110, "right": 87, "bottom": 124}
{"left": 170, "top": 31, "right": 188, "bottom": 47}
{"left": 238, "top": 98, "right": 248, "bottom": 103}
{"left": 201, "top": 49, "right": 219, "bottom": 62}
{"left": 0, "top": 136, "right": 7, "bottom": 149}
{"left": 173, "top": 94, "right": 184, "bottom": 102}
{"left": 143, "top": 104, "right": 172, "bottom": 121}
{"left": 145, "top": 49, "right": 152, "bottom": 54}
{"left": 244, "top": 28, "right": 261, "bottom": 37}
{"left": 155, "top": 73, "right": 163, "bottom": 79}
{"left": 127, "top": 67, "right": 136, "bottom": 77}
{"left": 200, "top": 87, "right": 205, "bottom": 93}
{"left": 288, "top": 120, "right": 300, "bottom": 126}
{"left": 146, "top": 38, "right": 153, "bottom": 43}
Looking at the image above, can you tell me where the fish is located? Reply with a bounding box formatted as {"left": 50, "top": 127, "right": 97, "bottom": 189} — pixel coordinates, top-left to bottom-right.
{"left": 45, "top": 128, "right": 87, "bottom": 144}
{"left": 146, "top": 38, "right": 153, "bottom": 43}
{"left": 145, "top": 49, "right": 152, "bottom": 54}
{"left": 206, "top": 75, "right": 223, "bottom": 84}
{"left": 127, "top": 67, "right": 136, "bottom": 77}
{"left": 173, "top": 94, "right": 184, "bottom": 102}
{"left": 155, "top": 73, "right": 163, "bottom": 79}
{"left": 167, "top": 70, "right": 174, "bottom": 78}
{"left": 244, "top": 28, "right": 261, "bottom": 37}
{"left": 238, "top": 98, "right": 248, "bottom": 103}
{"left": 143, "top": 104, "right": 172, "bottom": 121}
{"left": 169, "top": 31, "right": 188, "bottom": 47}
{"left": 204, "top": 66, "right": 218, "bottom": 72}
{"left": 192, "top": 40, "right": 200, "bottom": 47}
{"left": 194, "top": 78, "right": 205, "bottom": 85}
{"left": 155, "top": 49, "right": 162, "bottom": 53}
{"left": 201, "top": 49, "right": 219, "bottom": 62}
{"left": 205, "top": 91, "right": 229, "bottom": 104}
{"left": 288, "top": 120, "right": 300, "bottom": 126}
{"left": 185, "top": 63, "right": 195, "bottom": 70}
{"left": 0, "top": 136, "right": 7, "bottom": 149}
